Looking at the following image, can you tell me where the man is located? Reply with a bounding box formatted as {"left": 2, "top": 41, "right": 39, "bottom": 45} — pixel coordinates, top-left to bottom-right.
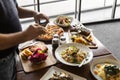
{"left": 0, "top": 0, "right": 49, "bottom": 80}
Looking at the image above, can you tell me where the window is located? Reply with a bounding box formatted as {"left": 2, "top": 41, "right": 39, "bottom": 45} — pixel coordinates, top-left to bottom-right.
{"left": 17, "top": 0, "right": 119, "bottom": 23}
{"left": 80, "top": 0, "right": 114, "bottom": 23}
{"left": 115, "top": 0, "right": 120, "bottom": 19}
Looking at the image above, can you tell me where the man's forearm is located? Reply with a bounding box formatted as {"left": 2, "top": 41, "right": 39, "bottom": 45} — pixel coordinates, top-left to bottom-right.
{"left": 0, "top": 31, "right": 29, "bottom": 50}
{"left": 17, "top": 6, "right": 37, "bottom": 18}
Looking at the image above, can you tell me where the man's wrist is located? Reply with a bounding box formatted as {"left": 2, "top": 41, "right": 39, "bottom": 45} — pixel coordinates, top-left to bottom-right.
{"left": 33, "top": 11, "right": 38, "bottom": 17}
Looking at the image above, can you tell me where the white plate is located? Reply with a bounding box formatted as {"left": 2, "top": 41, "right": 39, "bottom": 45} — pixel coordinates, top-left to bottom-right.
{"left": 40, "top": 66, "right": 86, "bottom": 80}
{"left": 36, "top": 24, "right": 64, "bottom": 41}
{"left": 55, "top": 43, "right": 93, "bottom": 66}
{"left": 90, "top": 58, "right": 120, "bottom": 80}
{"left": 54, "top": 15, "right": 73, "bottom": 27}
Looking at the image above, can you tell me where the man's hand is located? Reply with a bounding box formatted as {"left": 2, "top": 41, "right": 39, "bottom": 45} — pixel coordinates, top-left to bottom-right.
{"left": 17, "top": 6, "right": 49, "bottom": 24}
{"left": 34, "top": 12, "right": 49, "bottom": 25}
{"left": 0, "top": 24, "right": 47, "bottom": 50}
{"left": 23, "top": 24, "right": 47, "bottom": 40}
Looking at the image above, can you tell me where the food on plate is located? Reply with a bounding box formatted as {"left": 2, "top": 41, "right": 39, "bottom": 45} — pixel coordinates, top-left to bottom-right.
{"left": 20, "top": 42, "right": 48, "bottom": 64}
{"left": 38, "top": 34, "right": 53, "bottom": 41}
{"left": 21, "top": 48, "right": 33, "bottom": 60}
{"left": 71, "top": 34, "right": 92, "bottom": 45}
{"left": 49, "top": 71, "right": 73, "bottom": 80}
{"left": 70, "top": 26, "right": 95, "bottom": 46}
{"left": 29, "top": 48, "right": 48, "bottom": 64}
{"left": 79, "top": 27, "right": 91, "bottom": 36}
{"left": 54, "top": 15, "right": 73, "bottom": 27}
{"left": 37, "top": 24, "right": 64, "bottom": 40}
{"left": 28, "top": 42, "right": 48, "bottom": 52}
{"left": 61, "top": 46, "right": 88, "bottom": 64}
{"left": 93, "top": 63, "right": 120, "bottom": 80}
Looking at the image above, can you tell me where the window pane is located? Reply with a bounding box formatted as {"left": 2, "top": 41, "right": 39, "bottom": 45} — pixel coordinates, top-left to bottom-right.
{"left": 82, "top": 0, "right": 104, "bottom": 10}
{"left": 80, "top": 0, "right": 113, "bottom": 23}
{"left": 40, "top": 0, "right": 75, "bottom": 19}
{"left": 115, "top": 0, "right": 120, "bottom": 19}
{"left": 17, "top": 0, "right": 34, "bottom": 6}
{"left": 17, "top": 0, "right": 117, "bottom": 23}
{"left": 105, "top": 0, "right": 114, "bottom": 6}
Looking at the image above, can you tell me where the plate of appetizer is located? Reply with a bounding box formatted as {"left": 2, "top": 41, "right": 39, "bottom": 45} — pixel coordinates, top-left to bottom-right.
{"left": 19, "top": 41, "right": 57, "bottom": 72}
{"left": 36, "top": 24, "right": 64, "bottom": 41}
{"left": 54, "top": 15, "right": 73, "bottom": 27}
{"left": 69, "top": 24, "right": 97, "bottom": 49}
{"left": 20, "top": 41, "right": 48, "bottom": 63}
{"left": 90, "top": 58, "right": 120, "bottom": 80}
{"left": 55, "top": 43, "right": 93, "bottom": 67}
{"left": 40, "top": 66, "right": 86, "bottom": 80}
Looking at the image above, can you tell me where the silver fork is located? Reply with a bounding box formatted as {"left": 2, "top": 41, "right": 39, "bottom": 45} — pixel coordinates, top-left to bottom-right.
{"left": 78, "top": 53, "right": 89, "bottom": 67}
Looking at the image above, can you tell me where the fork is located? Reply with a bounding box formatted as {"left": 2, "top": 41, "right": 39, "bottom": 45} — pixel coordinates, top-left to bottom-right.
{"left": 78, "top": 54, "right": 89, "bottom": 67}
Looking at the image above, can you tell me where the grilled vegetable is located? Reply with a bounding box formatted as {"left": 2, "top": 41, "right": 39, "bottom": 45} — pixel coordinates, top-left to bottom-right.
{"left": 104, "top": 65, "right": 120, "bottom": 76}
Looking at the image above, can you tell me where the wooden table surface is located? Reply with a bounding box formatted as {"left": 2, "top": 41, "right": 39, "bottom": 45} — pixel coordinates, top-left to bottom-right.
{"left": 16, "top": 26, "right": 119, "bottom": 80}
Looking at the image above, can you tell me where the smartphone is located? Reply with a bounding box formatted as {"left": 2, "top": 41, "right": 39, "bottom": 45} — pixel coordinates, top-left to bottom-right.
{"left": 39, "top": 19, "right": 48, "bottom": 27}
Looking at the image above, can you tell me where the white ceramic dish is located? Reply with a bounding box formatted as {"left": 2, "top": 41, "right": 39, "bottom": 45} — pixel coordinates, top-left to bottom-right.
{"left": 55, "top": 43, "right": 93, "bottom": 66}
{"left": 36, "top": 23, "right": 64, "bottom": 41}
{"left": 40, "top": 66, "right": 86, "bottom": 80}
{"left": 54, "top": 15, "right": 73, "bottom": 27}
{"left": 90, "top": 58, "right": 120, "bottom": 80}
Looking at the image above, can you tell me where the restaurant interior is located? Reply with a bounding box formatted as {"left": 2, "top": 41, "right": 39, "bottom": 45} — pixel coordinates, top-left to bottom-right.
{"left": 15, "top": 0, "right": 120, "bottom": 80}
{"left": 18, "top": 0, "right": 120, "bottom": 60}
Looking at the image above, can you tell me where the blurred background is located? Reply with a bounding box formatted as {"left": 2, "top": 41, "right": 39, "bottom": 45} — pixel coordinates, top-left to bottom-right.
{"left": 17, "top": 0, "right": 120, "bottom": 23}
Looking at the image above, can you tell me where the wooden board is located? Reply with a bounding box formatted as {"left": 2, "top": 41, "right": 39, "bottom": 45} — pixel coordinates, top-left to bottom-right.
{"left": 19, "top": 41, "right": 57, "bottom": 73}
{"left": 19, "top": 50, "right": 57, "bottom": 73}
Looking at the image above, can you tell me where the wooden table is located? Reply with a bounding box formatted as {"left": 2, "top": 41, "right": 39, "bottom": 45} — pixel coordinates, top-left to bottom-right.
{"left": 16, "top": 27, "right": 119, "bottom": 80}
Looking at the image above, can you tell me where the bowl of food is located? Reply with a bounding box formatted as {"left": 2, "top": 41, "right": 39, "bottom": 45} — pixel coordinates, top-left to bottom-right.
{"left": 55, "top": 43, "right": 93, "bottom": 67}
{"left": 54, "top": 15, "right": 73, "bottom": 27}
{"left": 90, "top": 58, "right": 120, "bottom": 80}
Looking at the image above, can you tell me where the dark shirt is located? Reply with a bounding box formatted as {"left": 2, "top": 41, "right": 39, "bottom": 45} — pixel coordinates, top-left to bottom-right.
{"left": 0, "top": 0, "right": 22, "bottom": 58}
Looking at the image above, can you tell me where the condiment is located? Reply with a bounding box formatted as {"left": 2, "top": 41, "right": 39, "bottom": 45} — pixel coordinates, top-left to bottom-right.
{"left": 53, "top": 34, "right": 59, "bottom": 38}
{"left": 52, "top": 38, "right": 59, "bottom": 55}
{"left": 59, "top": 36, "right": 66, "bottom": 45}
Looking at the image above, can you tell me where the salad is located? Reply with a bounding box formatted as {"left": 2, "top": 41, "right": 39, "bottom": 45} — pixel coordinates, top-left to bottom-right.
{"left": 61, "top": 46, "right": 88, "bottom": 64}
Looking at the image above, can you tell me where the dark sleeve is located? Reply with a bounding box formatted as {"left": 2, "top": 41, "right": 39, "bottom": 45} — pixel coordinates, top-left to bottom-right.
{"left": 14, "top": 0, "right": 18, "bottom": 6}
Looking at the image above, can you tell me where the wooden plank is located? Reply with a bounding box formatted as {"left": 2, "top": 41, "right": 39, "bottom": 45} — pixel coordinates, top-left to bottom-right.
{"left": 91, "top": 37, "right": 111, "bottom": 57}
{"left": 19, "top": 49, "right": 56, "bottom": 73}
